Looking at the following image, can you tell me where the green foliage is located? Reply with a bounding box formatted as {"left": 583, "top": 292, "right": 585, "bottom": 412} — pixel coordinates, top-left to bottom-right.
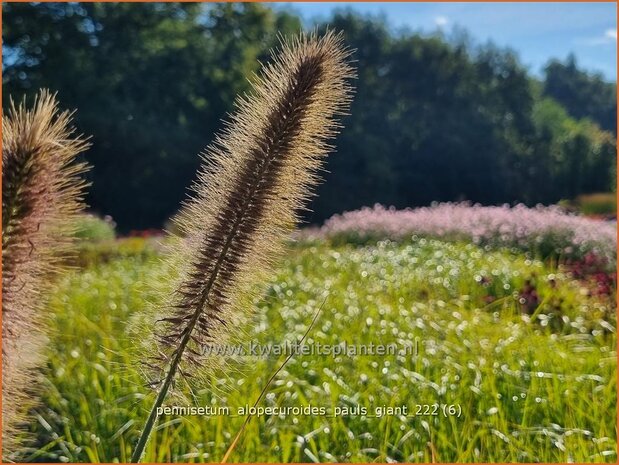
{"left": 543, "top": 54, "right": 616, "bottom": 134}
{"left": 531, "top": 98, "right": 616, "bottom": 202}
{"left": 74, "top": 237, "right": 159, "bottom": 268}
{"left": 309, "top": 14, "right": 613, "bottom": 221}
{"left": 18, "top": 240, "right": 616, "bottom": 462}
{"left": 311, "top": 15, "right": 537, "bottom": 219}
{"left": 73, "top": 214, "right": 116, "bottom": 242}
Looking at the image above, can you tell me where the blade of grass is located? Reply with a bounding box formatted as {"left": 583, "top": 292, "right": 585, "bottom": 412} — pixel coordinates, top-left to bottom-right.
{"left": 220, "top": 295, "right": 326, "bottom": 463}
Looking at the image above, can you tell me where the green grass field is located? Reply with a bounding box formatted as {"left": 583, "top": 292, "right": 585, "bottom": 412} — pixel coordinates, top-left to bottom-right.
{"left": 17, "top": 238, "right": 616, "bottom": 463}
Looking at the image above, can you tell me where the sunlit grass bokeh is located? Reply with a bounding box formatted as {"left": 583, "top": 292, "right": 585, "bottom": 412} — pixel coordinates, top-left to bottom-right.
{"left": 19, "top": 238, "right": 617, "bottom": 463}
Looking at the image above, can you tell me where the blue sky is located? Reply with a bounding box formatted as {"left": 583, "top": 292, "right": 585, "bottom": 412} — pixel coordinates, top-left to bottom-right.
{"left": 277, "top": 2, "right": 617, "bottom": 81}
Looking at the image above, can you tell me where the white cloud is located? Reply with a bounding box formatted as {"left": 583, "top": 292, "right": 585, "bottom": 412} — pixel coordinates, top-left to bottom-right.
{"left": 434, "top": 16, "right": 449, "bottom": 27}
{"left": 577, "top": 28, "right": 617, "bottom": 46}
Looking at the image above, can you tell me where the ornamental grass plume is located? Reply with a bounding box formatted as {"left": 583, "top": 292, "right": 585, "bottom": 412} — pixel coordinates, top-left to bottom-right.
{"left": 131, "top": 31, "right": 354, "bottom": 462}
{"left": 2, "top": 90, "right": 90, "bottom": 460}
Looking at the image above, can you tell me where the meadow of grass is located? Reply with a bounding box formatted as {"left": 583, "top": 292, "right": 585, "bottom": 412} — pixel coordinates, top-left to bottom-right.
{"left": 14, "top": 231, "right": 616, "bottom": 463}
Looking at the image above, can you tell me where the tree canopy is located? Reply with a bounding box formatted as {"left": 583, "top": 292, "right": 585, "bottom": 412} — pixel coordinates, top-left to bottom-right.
{"left": 3, "top": 2, "right": 615, "bottom": 231}
{"left": 543, "top": 54, "right": 616, "bottom": 135}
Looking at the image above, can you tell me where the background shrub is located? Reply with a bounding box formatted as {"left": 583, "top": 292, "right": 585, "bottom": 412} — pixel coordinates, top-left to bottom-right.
{"left": 575, "top": 193, "right": 617, "bottom": 216}
{"left": 73, "top": 214, "right": 116, "bottom": 242}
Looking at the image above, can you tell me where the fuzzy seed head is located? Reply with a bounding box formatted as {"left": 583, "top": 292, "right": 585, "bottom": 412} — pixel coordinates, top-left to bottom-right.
{"left": 151, "top": 31, "right": 354, "bottom": 379}
{"left": 2, "top": 90, "right": 90, "bottom": 459}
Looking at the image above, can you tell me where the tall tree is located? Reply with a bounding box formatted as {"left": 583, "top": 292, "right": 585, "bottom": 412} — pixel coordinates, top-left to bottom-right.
{"left": 310, "top": 12, "right": 537, "bottom": 221}
{"left": 543, "top": 54, "right": 616, "bottom": 134}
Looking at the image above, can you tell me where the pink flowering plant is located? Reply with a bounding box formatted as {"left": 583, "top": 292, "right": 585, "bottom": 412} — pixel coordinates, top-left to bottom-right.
{"left": 303, "top": 203, "right": 616, "bottom": 265}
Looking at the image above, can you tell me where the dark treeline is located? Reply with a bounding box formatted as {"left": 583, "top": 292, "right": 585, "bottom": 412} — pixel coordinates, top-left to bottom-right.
{"left": 3, "top": 2, "right": 616, "bottom": 230}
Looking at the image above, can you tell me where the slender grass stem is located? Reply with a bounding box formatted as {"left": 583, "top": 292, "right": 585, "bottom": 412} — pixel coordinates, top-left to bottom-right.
{"left": 130, "top": 358, "right": 178, "bottom": 462}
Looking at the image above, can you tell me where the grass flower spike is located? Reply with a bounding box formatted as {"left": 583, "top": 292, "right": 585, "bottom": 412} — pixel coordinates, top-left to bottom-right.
{"left": 132, "top": 31, "right": 354, "bottom": 461}
{"left": 2, "top": 90, "right": 90, "bottom": 460}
